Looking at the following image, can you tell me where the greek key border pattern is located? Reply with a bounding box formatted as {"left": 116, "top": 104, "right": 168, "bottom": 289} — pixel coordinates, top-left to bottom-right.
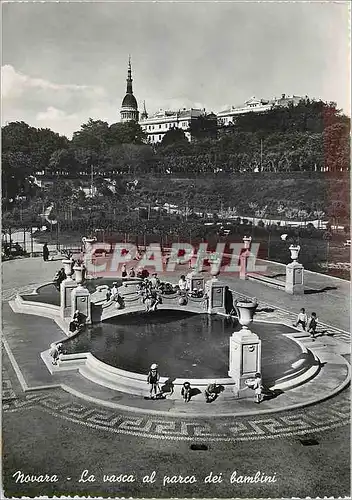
{"left": 3, "top": 390, "right": 350, "bottom": 442}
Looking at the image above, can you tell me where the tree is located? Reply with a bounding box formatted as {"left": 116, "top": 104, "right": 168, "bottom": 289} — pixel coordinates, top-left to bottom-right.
{"left": 72, "top": 119, "right": 110, "bottom": 152}
{"left": 324, "top": 122, "right": 350, "bottom": 171}
{"left": 48, "top": 149, "right": 79, "bottom": 176}
{"left": 160, "top": 128, "right": 189, "bottom": 147}
{"left": 2, "top": 121, "right": 39, "bottom": 154}
{"left": 2, "top": 122, "right": 69, "bottom": 171}
{"left": 73, "top": 148, "right": 99, "bottom": 175}
{"left": 189, "top": 114, "right": 218, "bottom": 141}
{"left": 2, "top": 151, "right": 33, "bottom": 204}
{"left": 109, "top": 121, "right": 147, "bottom": 145}
{"left": 120, "top": 144, "right": 154, "bottom": 175}
{"left": 33, "top": 128, "right": 70, "bottom": 171}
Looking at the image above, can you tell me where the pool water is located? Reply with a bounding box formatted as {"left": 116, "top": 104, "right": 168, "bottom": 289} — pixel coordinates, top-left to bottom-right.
{"left": 21, "top": 278, "right": 124, "bottom": 306}
{"left": 63, "top": 310, "right": 302, "bottom": 380}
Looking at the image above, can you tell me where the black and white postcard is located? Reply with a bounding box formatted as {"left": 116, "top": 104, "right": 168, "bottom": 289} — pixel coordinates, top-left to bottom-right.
{"left": 1, "top": 1, "right": 350, "bottom": 498}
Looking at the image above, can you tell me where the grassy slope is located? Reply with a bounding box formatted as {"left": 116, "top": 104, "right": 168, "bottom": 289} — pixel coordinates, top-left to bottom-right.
{"left": 136, "top": 172, "right": 349, "bottom": 214}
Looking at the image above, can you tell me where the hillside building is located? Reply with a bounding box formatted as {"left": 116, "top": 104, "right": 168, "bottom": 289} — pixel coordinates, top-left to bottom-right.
{"left": 217, "top": 94, "right": 303, "bottom": 126}
{"left": 139, "top": 108, "right": 217, "bottom": 143}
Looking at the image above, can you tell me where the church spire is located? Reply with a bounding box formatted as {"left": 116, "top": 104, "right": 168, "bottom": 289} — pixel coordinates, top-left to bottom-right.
{"left": 120, "top": 55, "right": 139, "bottom": 123}
{"left": 126, "top": 55, "right": 133, "bottom": 94}
{"left": 141, "top": 100, "right": 148, "bottom": 120}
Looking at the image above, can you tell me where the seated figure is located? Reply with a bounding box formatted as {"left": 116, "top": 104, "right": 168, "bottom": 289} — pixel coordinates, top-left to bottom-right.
{"left": 69, "top": 310, "right": 85, "bottom": 333}
{"left": 144, "top": 289, "right": 160, "bottom": 312}
{"left": 204, "top": 383, "right": 218, "bottom": 403}
{"left": 137, "top": 268, "right": 149, "bottom": 279}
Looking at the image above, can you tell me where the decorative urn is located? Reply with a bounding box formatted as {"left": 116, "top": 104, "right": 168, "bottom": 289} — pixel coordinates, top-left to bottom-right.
{"left": 73, "top": 265, "right": 84, "bottom": 284}
{"left": 62, "top": 259, "right": 73, "bottom": 280}
{"left": 242, "top": 236, "right": 252, "bottom": 250}
{"left": 289, "top": 244, "right": 300, "bottom": 262}
{"left": 234, "top": 298, "right": 258, "bottom": 329}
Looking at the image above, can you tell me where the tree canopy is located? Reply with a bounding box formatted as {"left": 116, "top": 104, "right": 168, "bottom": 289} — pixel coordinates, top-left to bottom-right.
{"left": 1, "top": 99, "right": 350, "bottom": 220}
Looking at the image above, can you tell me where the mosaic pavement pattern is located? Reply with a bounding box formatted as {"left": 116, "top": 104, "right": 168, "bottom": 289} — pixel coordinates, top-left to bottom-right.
{"left": 2, "top": 388, "right": 350, "bottom": 442}
{"left": 2, "top": 282, "right": 350, "bottom": 441}
{"left": 2, "top": 366, "right": 17, "bottom": 401}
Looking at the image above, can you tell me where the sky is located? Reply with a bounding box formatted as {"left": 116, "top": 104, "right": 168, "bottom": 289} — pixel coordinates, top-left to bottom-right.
{"left": 1, "top": 1, "right": 350, "bottom": 138}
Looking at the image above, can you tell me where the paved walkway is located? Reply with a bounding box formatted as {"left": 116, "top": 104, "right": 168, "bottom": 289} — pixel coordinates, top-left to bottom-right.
{"left": 2, "top": 258, "right": 350, "bottom": 500}
{"left": 3, "top": 254, "right": 349, "bottom": 328}
{"left": 2, "top": 342, "right": 350, "bottom": 442}
{"left": 223, "top": 271, "right": 350, "bottom": 332}
{"left": 2, "top": 257, "right": 350, "bottom": 420}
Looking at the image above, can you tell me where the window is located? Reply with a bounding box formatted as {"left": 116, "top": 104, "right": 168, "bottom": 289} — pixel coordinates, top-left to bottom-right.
{"left": 159, "top": 124, "right": 161, "bottom": 129}
{"left": 159, "top": 135, "right": 162, "bottom": 141}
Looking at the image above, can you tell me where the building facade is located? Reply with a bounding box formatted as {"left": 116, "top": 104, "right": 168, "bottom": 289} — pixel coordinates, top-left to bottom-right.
{"left": 120, "top": 57, "right": 139, "bottom": 123}
{"left": 139, "top": 108, "right": 209, "bottom": 143}
{"left": 217, "top": 94, "right": 303, "bottom": 126}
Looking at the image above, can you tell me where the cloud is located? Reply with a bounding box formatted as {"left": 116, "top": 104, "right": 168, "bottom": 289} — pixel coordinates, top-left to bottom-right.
{"left": 1, "top": 65, "right": 111, "bottom": 136}
{"left": 1, "top": 64, "right": 105, "bottom": 100}
{"left": 36, "top": 106, "right": 78, "bottom": 122}
{"left": 35, "top": 106, "right": 82, "bottom": 137}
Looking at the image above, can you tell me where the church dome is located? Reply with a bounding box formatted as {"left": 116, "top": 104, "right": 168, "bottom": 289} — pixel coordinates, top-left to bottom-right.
{"left": 122, "top": 93, "right": 138, "bottom": 109}
{"left": 120, "top": 57, "right": 139, "bottom": 122}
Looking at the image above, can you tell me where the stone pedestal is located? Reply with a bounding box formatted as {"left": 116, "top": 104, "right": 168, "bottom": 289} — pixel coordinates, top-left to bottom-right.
{"left": 228, "top": 327, "right": 262, "bottom": 398}
{"left": 186, "top": 270, "right": 205, "bottom": 292}
{"left": 60, "top": 279, "right": 78, "bottom": 319}
{"left": 239, "top": 249, "right": 251, "bottom": 280}
{"left": 205, "top": 277, "right": 226, "bottom": 314}
{"left": 82, "top": 237, "right": 97, "bottom": 254}
{"left": 285, "top": 245, "right": 304, "bottom": 295}
{"left": 285, "top": 261, "right": 304, "bottom": 295}
{"left": 71, "top": 284, "right": 92, "bottom": 324}
{"left": 229, "top": 298, "right": 260, "bottom": 398}
{"left": 239, "top": 237, "right": 252, "bottom": 280}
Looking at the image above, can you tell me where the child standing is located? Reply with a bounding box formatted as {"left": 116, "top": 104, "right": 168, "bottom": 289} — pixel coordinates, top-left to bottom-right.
{"left": 147, "top": 363, "right": 160, "bottom": 398}
{"left": 178, "top": 275, "right": 187, "bottom": 291}
{"left": 121, "top": 264, "right": 127, "bottom": 278}
{"left": 253, "top": 372, "right": 263, "bottom": 404}
{"left": 181, "top": 382, "right": 191, "bottom": 403}
{"left": 294, "top": 308, "right": 308, "bottom": 330}
{"left": 307, "top": 312, "right": 318, "bottom": 340}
